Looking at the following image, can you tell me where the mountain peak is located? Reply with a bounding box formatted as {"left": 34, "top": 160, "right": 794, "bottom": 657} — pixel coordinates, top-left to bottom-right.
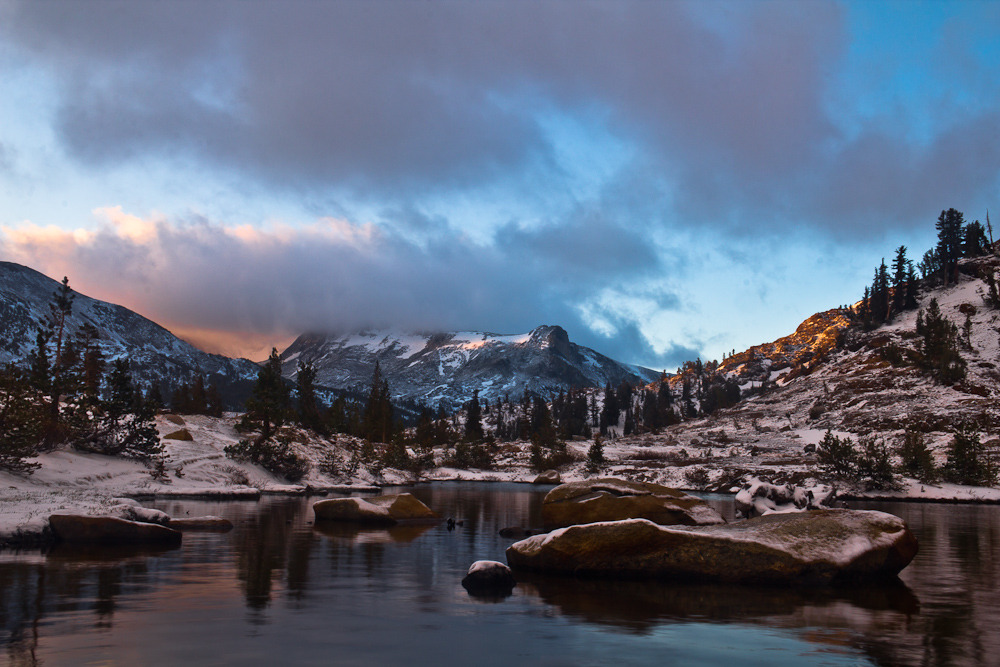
{"left": 280, "top": 326, "right": 657, "bottom": 409}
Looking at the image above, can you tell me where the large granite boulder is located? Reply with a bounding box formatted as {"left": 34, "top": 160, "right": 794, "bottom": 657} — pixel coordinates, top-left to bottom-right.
{"left": 49, "top": 515, "right": 183, "bottom": 546}
{"left": 313, "top": 493, "right": 439, "bottom": 526}
{"left": 541, "top": 478, "right": 725, "bottom": 528}
{"left": 507, "top": 509, "right": 918, "bottom": 584}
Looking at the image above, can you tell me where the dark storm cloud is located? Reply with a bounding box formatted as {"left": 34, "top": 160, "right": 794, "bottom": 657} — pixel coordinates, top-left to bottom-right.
{"left": 1, "top": 208, "right": 686, "bottom": 367}
{"left": 3, "top": 1, "right": 847, "bottom": 216}
{"left": 813, "top": 110, "right": 1000, "bottom": 235}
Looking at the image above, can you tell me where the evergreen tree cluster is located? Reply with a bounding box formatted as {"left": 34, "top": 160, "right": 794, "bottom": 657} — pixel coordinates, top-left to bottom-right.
{"left": 168, "top": 374, "right": 224, "bottom": 416}
{"left": 816, "top": 430, "right": 897, "bottom": 490}
{"left": 860, "top": 208, "right": 992, "bottom": 329}
{"left": 1, "top": 278, "right": 162, "bottom": 472}
{"left": 915, "top": 298, "right": 967, "bottom": 383}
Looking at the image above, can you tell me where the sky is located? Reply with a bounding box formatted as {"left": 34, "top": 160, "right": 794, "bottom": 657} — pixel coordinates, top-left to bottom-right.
{"left": 1, "top": 0, "right": 998, "bottom": 367}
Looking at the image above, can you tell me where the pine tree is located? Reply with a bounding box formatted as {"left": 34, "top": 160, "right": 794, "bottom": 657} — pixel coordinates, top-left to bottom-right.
{"left": 243, "top": 348, "right": 291, "bottom": 440}
{"left": 0, "top": 365, "right": 42, "bottom": 474}
{"left": 96, "top": 359, "right": 162, "bottom": 461}
{"left": 918, "top": 298, "right": 966, "bottom": 383}
{"left": 962, "top": 220, "right": 989, "bottom": 257}
{"left": 870, "top": 259, "right": 890, "bottom": 325}
{"left": 295, "top": 360, "right": 324, "bottom": 433}
{"left": 890, "top": 246, "right": 908, "bottom": 316}
{"left": 464, "top": 390, "right": 484, "bottom": 442}
{"left": 904, "top": 261, "right": 919, "bottom": 310}
{"left": 936, "top": 208, "right": 965, "bottom": 284}
{"left": 898, "top": 429, "right": 936, "bottom": 483}
{"left": 944, "top": 423, "right": 997, "bottom": 486}
{"left": 362, "top": 360, "right": 393, "bottom": 444}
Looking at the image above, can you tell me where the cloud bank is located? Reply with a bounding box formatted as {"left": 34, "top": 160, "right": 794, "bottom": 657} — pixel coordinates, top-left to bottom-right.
{"left": 1, "top": 1, "right": 998, "bottom": 367}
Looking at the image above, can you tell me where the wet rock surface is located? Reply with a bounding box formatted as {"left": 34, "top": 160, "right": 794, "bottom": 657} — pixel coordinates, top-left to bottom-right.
{"left": 312, "top": 493, "right": 440, "bottom": 525}
{"left": 507, "top": 509, "right": 918, "bottom": 584}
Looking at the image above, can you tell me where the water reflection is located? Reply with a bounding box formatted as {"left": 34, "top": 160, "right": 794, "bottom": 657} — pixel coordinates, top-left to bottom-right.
{"left": 515, "top": 575, "right": 919, "bottom": 633}
{"left": 0, "top": 487, "right": 998, "bottom": 666}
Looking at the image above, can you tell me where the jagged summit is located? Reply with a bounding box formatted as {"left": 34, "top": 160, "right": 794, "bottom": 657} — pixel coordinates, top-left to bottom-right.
{"left": 280, "top": 325, "right": 659, "bottom": 410}
{"left": 0, "top": 261, "right": 260, "bottom": 405}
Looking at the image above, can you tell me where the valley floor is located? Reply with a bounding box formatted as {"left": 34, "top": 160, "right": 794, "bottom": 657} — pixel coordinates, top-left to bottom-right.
{"left": 3, "top": 411, "right": 999, "bottom": 547}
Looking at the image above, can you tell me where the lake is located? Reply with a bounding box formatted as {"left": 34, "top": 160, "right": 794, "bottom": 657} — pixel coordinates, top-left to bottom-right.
{"left": 2, "top": 483, "right": 998, "bottom": 666}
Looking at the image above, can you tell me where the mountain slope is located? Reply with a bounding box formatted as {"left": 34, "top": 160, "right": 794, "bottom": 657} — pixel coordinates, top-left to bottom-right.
{"left": 0, "top": 261, "right": 260, "bottom": 405}
{"left": 642, "top": 253, "right": 1000, "bottom": 490}
{"left": 280, "top": 325, "right": 660, "bottom": 409}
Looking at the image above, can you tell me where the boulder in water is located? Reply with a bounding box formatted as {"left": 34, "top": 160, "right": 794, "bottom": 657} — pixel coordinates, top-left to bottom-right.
{"left": 507, "top": 509, "right": 918, "bottom": 585}
{"left": 49, "top": 515, "right": 182, "bottom": 546}
{"left": 313, "top": 493, "right": 439, "bottom": 525}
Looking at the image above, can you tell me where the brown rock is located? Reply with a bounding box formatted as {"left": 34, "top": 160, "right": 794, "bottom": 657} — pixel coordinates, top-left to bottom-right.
{"left": 164, "top": 428, "right": 193, "bottom": 441}
{"left": 541, "top": 478, "right": 725, "bottom": 528}
{"left": 507, "top": 509, "right": 918, "bottom": 584}
{"left": 49, "top": 515, "right": 183, "bottom": 546}
{"left": 312, "top": 493, "right": 439, "bottom": 525}
{"left": 533, "top": 470, "right": 562, "bottom": 485}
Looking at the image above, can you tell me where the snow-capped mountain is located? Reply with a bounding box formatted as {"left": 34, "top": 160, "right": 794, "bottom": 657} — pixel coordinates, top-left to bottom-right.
{"left": 280, "top": 325, "right": 660, "bottom": 410}
{"left": 0, "top": 261, "right": 260, "bottom": 405}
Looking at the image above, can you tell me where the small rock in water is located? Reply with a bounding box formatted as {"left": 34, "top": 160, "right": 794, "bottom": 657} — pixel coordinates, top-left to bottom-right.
{"left": 462, "top": 560, "right": 516, "bottom": 596}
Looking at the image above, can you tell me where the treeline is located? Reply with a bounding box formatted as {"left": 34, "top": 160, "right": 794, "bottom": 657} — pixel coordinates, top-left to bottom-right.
{"left": 1, "top": 278, "right": 161, "bottom": 473}
{"left": 857, "top": 207, "right": 995, "bottom": 383}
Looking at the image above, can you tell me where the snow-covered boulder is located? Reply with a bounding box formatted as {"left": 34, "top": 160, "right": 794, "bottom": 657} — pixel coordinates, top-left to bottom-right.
{"left": 541, "top": 478, "right": 725, "bottom": 529}
{"left": 735, "top": 477, "right": 835, "bottom": 518}
{"left": 506, "top": 509, "right": 917, "bottom": 584}
{"left": 312, "top": 493, "right": 439, "bottom": 526}
{"left": 461, "top": 560, "right": 516, "bottom": 595}
{"left": 49, "top": 515, "right": 183, "bottom": 546}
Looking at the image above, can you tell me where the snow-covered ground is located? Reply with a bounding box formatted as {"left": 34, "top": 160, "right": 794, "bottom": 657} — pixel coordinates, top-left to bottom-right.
{"left": 4, "top": 404, "right": 999, "bottom": 547}
{"left": 5, "top": 258, "right": 1000, "bottom": 547}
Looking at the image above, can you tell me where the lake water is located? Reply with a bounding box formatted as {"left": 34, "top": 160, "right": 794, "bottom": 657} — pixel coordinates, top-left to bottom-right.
{"left": 2, "top": 483, "right": 998, "bottom": 666}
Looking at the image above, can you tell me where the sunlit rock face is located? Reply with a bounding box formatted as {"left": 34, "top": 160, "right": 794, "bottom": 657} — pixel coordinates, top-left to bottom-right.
{"left": 540, "top": 478, "right": 726, "bottom": 529}
{"left": 507, "top": 509, "right": 918, "bottom": 584}
{"left": 279, "top": 326, "right": 659, "bottom": 411}
{"left": 312, "top": 493, "right": 440, "bottom": 526}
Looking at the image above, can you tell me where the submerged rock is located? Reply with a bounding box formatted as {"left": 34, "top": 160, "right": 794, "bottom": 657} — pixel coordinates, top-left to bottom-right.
{"left": 49, "top": 515, "right": 183, "bottom": 546}
{"left": 312, "top": 493, "right": 439, "bottom": 526}
{"left": 541, "top": 478, "right": 725, "bottom": 528}
{"left": 499, "top": 526, "right": 545, "bottom": 538}
{"left": 168, "top": 516, "right": 234, "bottom": 531}
{"left": 506, "top": 509, "right": 918, "bottom": 585}
{"left": 462, "top": 560, "right": 516, "bottom": 596}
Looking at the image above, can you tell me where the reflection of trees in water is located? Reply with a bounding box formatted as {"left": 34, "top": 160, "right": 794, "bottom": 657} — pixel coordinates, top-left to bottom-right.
{"left": 852, "top": 501, "right": 1000, "bottom": 666}
{"left": 232, "top": 498, "right": 314, "bottom": 610}
{"left": 1, "top": 545, "right": 170, "bottom": 665}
